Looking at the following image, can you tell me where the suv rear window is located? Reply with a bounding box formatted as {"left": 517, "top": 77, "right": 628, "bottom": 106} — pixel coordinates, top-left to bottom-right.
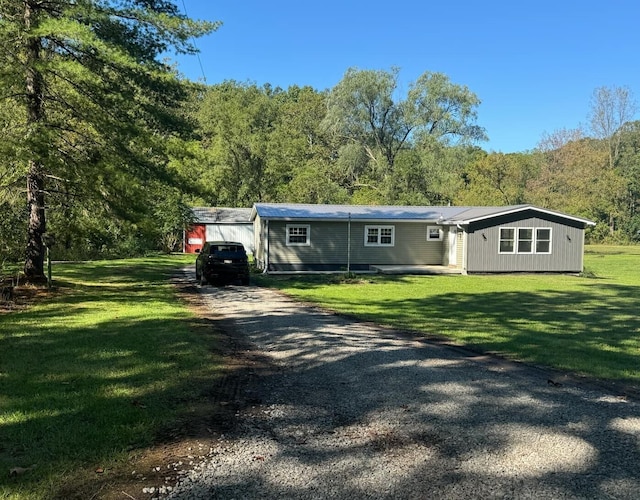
{"left": 210, "top": 244, "right": 245, "bottom": 253}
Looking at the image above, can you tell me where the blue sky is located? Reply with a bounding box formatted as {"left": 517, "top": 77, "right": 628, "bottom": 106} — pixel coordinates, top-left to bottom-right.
{"left": 171, "top": 1, "right": 640, "bottom": 153}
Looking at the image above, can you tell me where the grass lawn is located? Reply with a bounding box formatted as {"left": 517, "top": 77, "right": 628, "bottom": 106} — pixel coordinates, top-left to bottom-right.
{"left": 1, "top": 246, "right": 638, "bottom": 498}
{"left": 254, "top": 245, "right": 640, "bottom": 384}
{"left": 0, "top": 254, "right": 221, "bottom": 500}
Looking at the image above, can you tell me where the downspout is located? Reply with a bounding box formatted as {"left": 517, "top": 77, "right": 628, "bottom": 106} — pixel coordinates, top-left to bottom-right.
{"left": 457, "top": 223, "right": 468, "bottom": 274}
{"left": 347, "top": 212, "right": 351, "bottom": 273}
{"left": 579, "top": 227, "right": 585, "bottom": 273}
{"left": 263, "top": 219, "right": 270, "bottom": 273}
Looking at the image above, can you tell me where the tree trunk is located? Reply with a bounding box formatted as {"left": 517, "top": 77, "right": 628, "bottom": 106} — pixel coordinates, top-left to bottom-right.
{"left": 24, "top": 161, "right": 46, "bottom": 281}
{"left": 23, "top": 0, "right": 47, "bottom": 282}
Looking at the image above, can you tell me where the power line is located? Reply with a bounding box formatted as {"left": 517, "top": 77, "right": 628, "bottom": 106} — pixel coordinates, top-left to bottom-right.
{"left": 179, "top": 0, "right": 207, "bottom": 84}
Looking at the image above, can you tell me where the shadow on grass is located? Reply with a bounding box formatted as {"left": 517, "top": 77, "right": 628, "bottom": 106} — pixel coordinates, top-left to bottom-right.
{"left": 52, "top": 259, "right": 184, "bottom": 285}
{"left": 171, "top": 285, "right": 640, "bottom": 499}
{"left": 306, "top": 282, "right": 640, "bottom": 382}
{"left": 253, "top": 273, "right": 414, "bottom": 290}
{"left": 0, "top": 263, "right": 223, "bottom": 498}
{"left": 3, "top": 258, "right": 639, "bottom": 498}
{"left": 254, "top": 267, "right": 640, "bottom": 383}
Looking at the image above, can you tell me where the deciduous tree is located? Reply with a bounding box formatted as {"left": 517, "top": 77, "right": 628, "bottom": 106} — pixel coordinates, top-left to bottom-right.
{"left": 321, "top": 67, "right": 486, "bottom": 200}
{"left": 196, "top": 82, "right": 276, "bottom": 206}
{"left": 457, "top": 152, "right": 537, "bottom": 206}
{"left": 589, "top": 86, "right": 637, "bottom": 169}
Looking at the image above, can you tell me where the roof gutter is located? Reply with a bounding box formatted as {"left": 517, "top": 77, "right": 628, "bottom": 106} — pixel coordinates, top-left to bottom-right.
{"left": 256, "top": 217, "right": 442, "bottom": 223}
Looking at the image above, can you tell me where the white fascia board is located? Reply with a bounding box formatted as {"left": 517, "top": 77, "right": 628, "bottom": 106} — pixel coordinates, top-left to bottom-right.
{"left": 249, "top": 205, "right": 258, "bottom": 221}
{"left": 453, "top": 205, "right": 596, "bottom": 226}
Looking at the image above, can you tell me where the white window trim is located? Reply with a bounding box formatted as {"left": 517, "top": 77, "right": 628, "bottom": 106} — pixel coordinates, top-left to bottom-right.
{"left": 427, "top": 225, "right": 443, "bottom": 241}
{"left": 364, "top": 225, "right": 395, "bottom": 247}
{"left": 286, "top": 224, "right": 311, "bottom": 246}
{"left": 499, "top": 226, "right": 553, "bottom": 255}
{"left": 499, "top": 227, "right": 516, "bottom": 254}
{"left": 517, "top": 227, "right": 534, "bottom": 254}
{"left": 535, "top": 227, "right": 553, "bottom": 254}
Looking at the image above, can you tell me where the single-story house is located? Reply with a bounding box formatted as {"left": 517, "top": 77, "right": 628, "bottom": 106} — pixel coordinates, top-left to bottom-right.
{"left": 250, "top": 203, "right": 596, "bottom": 274}
{"left": 184, "top": 207, "right": 255, "bottom": 254}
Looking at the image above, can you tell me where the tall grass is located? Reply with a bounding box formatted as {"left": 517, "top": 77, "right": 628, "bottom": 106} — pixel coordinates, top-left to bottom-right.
{"left": 255, "top": 245, "right": 640, "bottom": 383}
{"left": 0, "top": 254, "right": 218, "bottom": 499}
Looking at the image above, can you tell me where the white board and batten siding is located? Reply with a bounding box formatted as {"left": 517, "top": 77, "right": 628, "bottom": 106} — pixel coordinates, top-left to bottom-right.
{"left": 186, "top": 207, "right": 255, "bottom": 255}
{"left": 205, "top": 224, "right": 255, "bottom": 255}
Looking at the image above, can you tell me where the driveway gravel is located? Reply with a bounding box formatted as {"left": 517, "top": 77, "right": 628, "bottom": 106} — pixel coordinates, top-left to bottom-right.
{"left": 168, "top": 281, "right": 640, "bottom": 499}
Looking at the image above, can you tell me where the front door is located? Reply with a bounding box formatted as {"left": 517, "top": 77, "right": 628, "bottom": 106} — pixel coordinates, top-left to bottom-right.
{"left": 448, "top": 228, "right": 457, "bottom": 266}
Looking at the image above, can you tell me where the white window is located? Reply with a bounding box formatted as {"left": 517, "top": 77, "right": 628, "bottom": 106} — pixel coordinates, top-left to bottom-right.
{"left": 365, "top": 225, "right": 395, "bottom": 246}
{"left": 286, "top": 224, "right": 310, "bottom": 246}
{"left": 427, "top": 226, "right": 443, "bottom": 241}
{"left": 517, "top": 228, "right": 533, "bottom": 253}
{"left": 499, "top": 226, "right": 552, "bottom": 254}
{"left": 536, "top": 228, "right": 552, "bottom": 253}
{"left": 499, "top": 227, "right": 515, "bottom": 253}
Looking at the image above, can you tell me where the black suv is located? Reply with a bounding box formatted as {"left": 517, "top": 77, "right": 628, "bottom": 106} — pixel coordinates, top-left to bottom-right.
{"left": 195, "top": 241, "right": 250, "bottom": 286}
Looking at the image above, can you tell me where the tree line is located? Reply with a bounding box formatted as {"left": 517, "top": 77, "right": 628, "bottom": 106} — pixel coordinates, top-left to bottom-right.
{"left": 1, "top": 2, "right": 638, "bottom": 281}
{"left": 177, "top": 79, "right": 640, "bottom": 244}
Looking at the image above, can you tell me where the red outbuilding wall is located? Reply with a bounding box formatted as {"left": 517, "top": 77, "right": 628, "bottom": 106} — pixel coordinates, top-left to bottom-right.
{"left": 184, "top": 224, "right": 206, "bottom": 253}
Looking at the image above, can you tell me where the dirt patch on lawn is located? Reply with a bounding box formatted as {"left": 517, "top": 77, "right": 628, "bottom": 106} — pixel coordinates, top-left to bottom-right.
{"left": 0, "top": 284, "right": 54, "bottom": 313}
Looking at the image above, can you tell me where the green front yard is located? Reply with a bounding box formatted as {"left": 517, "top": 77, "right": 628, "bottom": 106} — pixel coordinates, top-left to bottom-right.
{"left": 0, "top": 254, "right": 220, "bottom": 499}
{"left": 254, "top": 245, "right": 640, "bottom": 383}
{"left": 1, "top": 246, "right": 638, "bottom": 499}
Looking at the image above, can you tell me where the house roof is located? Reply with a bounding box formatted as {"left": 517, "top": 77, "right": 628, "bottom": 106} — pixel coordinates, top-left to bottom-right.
{"left": 251, "top": 203, "right": 596, "bottom": 226}
{"left": 191, "top": 207, "right": 252, "bottom": 224}
{"left": 445, "top": 205, "right": 597, "bottom": 226}
{"left": 251, "top": 203, "right": 465, "bottom": 221}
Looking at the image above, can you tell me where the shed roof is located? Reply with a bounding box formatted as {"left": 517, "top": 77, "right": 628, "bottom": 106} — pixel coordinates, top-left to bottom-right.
{"left": 192, "top": 207, "right": 252, "bottom": 224}
{"left": 251, "top": 203, "right": 596, "bottom": 227}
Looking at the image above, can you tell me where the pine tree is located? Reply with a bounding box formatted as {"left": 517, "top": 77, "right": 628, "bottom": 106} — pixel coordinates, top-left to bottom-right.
{"left": 0, "top": 0, "right": 218, "bottom": 280}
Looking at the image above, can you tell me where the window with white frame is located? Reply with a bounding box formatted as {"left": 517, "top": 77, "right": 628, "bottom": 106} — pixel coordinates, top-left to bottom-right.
{"left": 365, "top": 225, "right": 395, "bottom": 246}
{"left": 517, "top": 228, "right": 533, "bottom": 253}
{"left": 535, "top": 228, "right": 552, "bottom": 253}
{"left": 499, "top": 228, "right": 515, "bottom": 253}
{"left": 286, "top": 224, "right": 310, "bottom": 246}
{"left": 427, "top": 226, "right": 443, "bottom": 241}
{"left": 499, "top": 226, "right": 552, "bottom": 254}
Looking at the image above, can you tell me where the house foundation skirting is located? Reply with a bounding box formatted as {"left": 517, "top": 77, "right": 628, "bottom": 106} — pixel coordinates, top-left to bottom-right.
{"left": 264, "top": 263, "right": 463, "bottom": 275}
{"left": 267, "top": 263, "right": 370, "bottom": 272}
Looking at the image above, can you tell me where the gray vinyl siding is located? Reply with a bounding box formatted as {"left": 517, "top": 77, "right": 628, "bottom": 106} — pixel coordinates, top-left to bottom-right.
{"left": 265, "top": 220, "right": 444, "bottom": 270}
{"left": 268, "top": 221, "right": 347, "bottom": 266}
{"left": 466, "top": 216, "right": 585, "bottom": 273}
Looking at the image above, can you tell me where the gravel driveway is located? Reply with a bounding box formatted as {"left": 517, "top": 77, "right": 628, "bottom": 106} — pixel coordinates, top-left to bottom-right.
{"left": 168, "top": 281, "right": 640, "bottom": 500}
